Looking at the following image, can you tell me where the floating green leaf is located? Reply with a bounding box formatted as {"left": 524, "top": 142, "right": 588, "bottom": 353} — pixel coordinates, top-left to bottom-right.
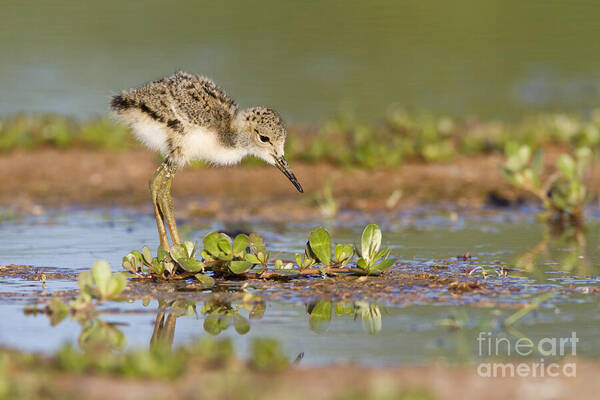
{"left": 107, "top": 273, "right": 127, "bottom": 298}
{"left": 177, "top": 258, "right": 205, "bottom": 273}
{"left": 245, "top": 253, "right": 261, "bottom": 264}
{"left": 182, "top": 241, "right": 196, "bottom": 258}
{"left": 169, "top": 244, "right": 187, "bottom": 262}
{"left": 92, "top": 260, "right": 112, "bottom": 297}
{"left": 333, "top": 243, "right": 354, "bottom": 266}
{"left": 194, "top": 273, "right": 215, "bottom": 287}
{"left": 122, "top": 254, "right": 138, "bottom": 274}
{"left": 274, "top": 259, "right": 293, "bottom": 270}
{"left": 249, "top": 233, "right": 266, "bottom": 255}
{"left": 356, "top": 258, "right": 368, "bottom": 271}
{"left": 141, "top": 246, "right": 153, "bottom": 264}
{"left": 157, "top": 245, "right": 167, "bottom": 261}
{"left": 361, "top": 224, "right": 382, "bottom": 262}
{"left": 217, "top": 235, "right": 232, "bottom": 254}
{"left": 203, "top": 232, "right": 223, "bottom": 256}
{"left": 229, "top": 261, "right": 253, "bottom": 274}
{"left": 309, "top": 227, "right": 331, "bottom": 265}
{"left": 371, "top": 259, "right": 395, "bottom": 274}
{"left": 77, "top": 269, "right": 93, "bottom": 293}
{"left": 152, "top": 258, "right": 165, "bottom": 275}
{"left": 130, "top": 250, "right": 143, "bottom": 264}
{"left": 232, "top": 234, "right": 250, "bottom": 257}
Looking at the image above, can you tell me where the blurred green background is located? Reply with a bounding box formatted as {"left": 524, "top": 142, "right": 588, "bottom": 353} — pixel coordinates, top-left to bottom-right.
{"left": 1, "top": 0, "right": 600, "bottom": 121}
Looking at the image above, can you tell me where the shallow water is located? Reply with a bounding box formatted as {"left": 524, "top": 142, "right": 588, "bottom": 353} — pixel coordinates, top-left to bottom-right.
{"left": 1, "top": 208, "right": 599, "bottom": 365}
{"left": 2, "top": 1, "right": 600, "bottom": 120}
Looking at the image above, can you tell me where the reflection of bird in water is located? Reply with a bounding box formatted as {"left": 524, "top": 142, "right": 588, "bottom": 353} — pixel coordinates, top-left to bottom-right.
{"left": 111, "top": 71, "right": 303, "bottom": 249}
{"left": 150, "top": 308, "right": 178, "bottom": 350}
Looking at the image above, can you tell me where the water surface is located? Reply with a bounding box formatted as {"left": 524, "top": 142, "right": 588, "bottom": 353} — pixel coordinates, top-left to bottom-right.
{"left": 1, "top": 208, "right": 599, "bottom": 365}
{"left": 2, "top": 1, "right": 600, "bottom": 120}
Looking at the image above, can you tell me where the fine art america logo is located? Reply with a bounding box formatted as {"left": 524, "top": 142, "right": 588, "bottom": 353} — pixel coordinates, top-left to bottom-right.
{"left": 476, "top": 332, "right": 578, "bottom": 378}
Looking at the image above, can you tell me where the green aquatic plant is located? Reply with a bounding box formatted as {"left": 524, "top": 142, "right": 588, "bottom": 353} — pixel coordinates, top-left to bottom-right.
{"left": 36, "top": 262, "right": 128, "bottom": 326}
{"left": 0, "top": 114, "right": 134, "bottom": 153}
{"left": 168, "top": 242, "right": 205, "bottom": 273}
{"left": 308, "top": 227, "right": 332, "bottom": 265}
{"left": 244, "top": 232, "right": 271, "bottom": 271}
{"left": 355, "top": 224, "right": 396, "bottom": 275}
{"left": 274, "top": 259, "right": 294, "bottom": 270}
{"left": 123, "top": 233, "right": 261, "bottom": 278}
{"left": 294, "top": 226, "right": 355, "bottom": 272}
{"left": 201, "top": 232, "right": 268, "bottom": 274}
{"left": 3, "top": 110, "right": 600, "bottom": 171}
{"left": 54, "top": 337, "right": 233, "bottom": 380}
{"left": 295, "top": 242, "right": 319, "bottom": 270}
{"left": 502, "top": 143, "right": 594, "bottom": 227}
{"left": 70, "top": 261, "right": 127, "bottom": 311}
{"left": 123, "top": 224, "right": 394, "bottom": 280}
{"left": 548, "top": 148, "right": 593, "bottom": 225}
{"left": 315, "top": 176, "right": 338, "bottom": 218}
{"left": 123, "top": 241, "right": 214, "bottom": 284}
{"left": 333, "top": 243, "right": 355, "bottom": 267}
{"left": 303, "top": 227, "right": 355, "bottom": 269}
{"left": 502, "top": 143, "right": 543, "bottom": 196}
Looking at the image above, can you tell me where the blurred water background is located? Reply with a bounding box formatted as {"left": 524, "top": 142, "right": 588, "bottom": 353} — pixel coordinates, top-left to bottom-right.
{"left": 2, "top": 0, "right": 600, "bottom": 122}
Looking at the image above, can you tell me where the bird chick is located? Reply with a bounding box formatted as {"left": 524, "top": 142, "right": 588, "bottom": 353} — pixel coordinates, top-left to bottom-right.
{"left": 110, "top": 71, "right": 303, "bottom": 249}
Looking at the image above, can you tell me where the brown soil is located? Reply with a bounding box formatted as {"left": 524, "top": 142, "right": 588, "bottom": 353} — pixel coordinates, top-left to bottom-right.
{"left": 0, "top": 148, "right": 569, "bottom": 221}
{"left": 0, "top": 264, "right": 78, "bottom": 281}
{"left": 4, "top": 263, "right": 597, "bottom": 310}
{"left": 3, "top": 350, "right": 598, "bottom": 400}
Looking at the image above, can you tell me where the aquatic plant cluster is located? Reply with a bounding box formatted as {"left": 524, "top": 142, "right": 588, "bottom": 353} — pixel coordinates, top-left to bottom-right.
{"left": 41, "top": 261, "right": 129, "bottom": 325}
{"left": 123, "top": 224, "right": 396, "bottom": 282}
{"left": 0, "top": 114, "right": 132, "bottom": 152}
{"left": 0, "top": 336, "right": 435, "bottom": 399}
{"left": 288, "top": 108, "right": 600, "bottom": 166}
{"left": 0, "top": 336, "right": 286, "bottom": 387}
{"left": 502, "top": 143, "right": 593, "bottom": 226}
{"left": 2, "top": 109, "right": 600, "bottom": 166}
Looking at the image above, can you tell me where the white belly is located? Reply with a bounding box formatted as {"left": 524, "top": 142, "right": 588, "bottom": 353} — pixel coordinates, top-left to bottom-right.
{"left": 119, "top": 109, "right": 246, "bottom": 167}
{"left": 127, "top": 112, "right": 169, "bottom": 154}
{"left": 181, "top": 126, "right": 247, "bottom": 166}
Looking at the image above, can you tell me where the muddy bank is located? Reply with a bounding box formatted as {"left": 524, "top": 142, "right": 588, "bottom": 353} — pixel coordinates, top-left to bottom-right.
{"left": 1, "top": 148, "right": 573, "bottom": 221}
{"left": 1, "top": 345, "right": 597, "bottom": 400}
{"left": 4, "top": 263, "right": 597, "bottom": 309}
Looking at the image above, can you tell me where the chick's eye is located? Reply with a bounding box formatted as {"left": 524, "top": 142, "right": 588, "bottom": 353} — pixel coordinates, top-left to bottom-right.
{"left": 259, "top": 135, "right": 270, "bottom": 143}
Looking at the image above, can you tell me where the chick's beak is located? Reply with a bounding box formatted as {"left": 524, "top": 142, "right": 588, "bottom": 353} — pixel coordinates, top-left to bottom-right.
{"left": 274, "top": 155, "right": 303, "bottom": 193}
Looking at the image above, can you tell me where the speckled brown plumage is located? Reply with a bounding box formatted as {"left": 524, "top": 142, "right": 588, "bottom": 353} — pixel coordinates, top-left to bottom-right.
{"left": 111, "top": 71, "right": 238, "bottom": 147}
